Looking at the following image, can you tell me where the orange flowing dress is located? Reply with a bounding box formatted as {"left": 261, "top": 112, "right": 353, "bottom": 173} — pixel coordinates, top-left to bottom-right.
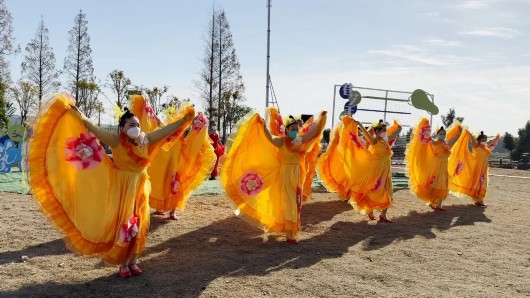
{"left": 318, "top": 116, "right": 399, "bottom": 214}
{"left": 26, "top": 93, "right": 193, "bottom": 265}
{"left": 449, "top": 129, "right": 500, "bottom": 202}
{"left": 265, "top": 107, "right": 323, "bottom": 203}
{"left": 129, "top": 96, "right": 215, "bottom": 212}
{"left": 221, "top": 111, "right": 326, "bottom": 236}
{"left": 406, "top": 118, "right": 461, "bottom": 206}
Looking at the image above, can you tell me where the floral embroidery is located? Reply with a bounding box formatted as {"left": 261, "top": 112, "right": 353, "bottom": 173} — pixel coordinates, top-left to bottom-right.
{"left": 64, "top": 132, "right": 105, "bottom": 170}
{"left": 372, "top": 178, "right": 383, "bottom": 191}
{"left": 171, "top": 172, "right": 181, "bottom": 195}
{"left": 429, "top": 175, "right": 436, "bottom": 186}
{"left": 275, "top": 114, "right": 286, "bottom": 136}
{"left": 419, "top": 124, "right": 432, "bottom": 144}
{"left": 239, "top": 171, "right": 264, "bottom": 197}
{"left": 301, "top": 122, "right": 316, "bottom": 134}
{"left": 455, "top": 161, "right": 464, "bottom": 175}
{"left": 120, "top": 215, "right": 139, "bottom": 244}
{"left": 296, "top": 187, "right": 302, "bottom": 214}
{"left": 145, "top": 101, "right": 157, "bottom": 123}
{"left": 350, "top": 132, "right": 363, "bottom": 149}
{"left": 192, "top": 112, "right": 208, "bottom": 131}
{"left": 479, "top": 173, "right": 486, "bottom": 188}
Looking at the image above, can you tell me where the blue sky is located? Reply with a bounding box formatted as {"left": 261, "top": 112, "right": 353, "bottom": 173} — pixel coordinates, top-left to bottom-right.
{"left": 5, "top": 0, "right": 530, "bottom": 135}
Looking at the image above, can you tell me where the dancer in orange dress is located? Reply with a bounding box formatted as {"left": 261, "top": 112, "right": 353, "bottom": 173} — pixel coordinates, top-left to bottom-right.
{"left": 26, "top": 94, "right": 193, "bottom": 278}
{"left": 318, "top": 118, "right": 401, "bottom": 222}
{"left": 406, "top": 118, "right": 462, "bottom": 211}
{"left": 221, "top": 110, "right": 327, "bottom": 244}
{"left": 449, "top": 130, "right": 500, "bottom": 206}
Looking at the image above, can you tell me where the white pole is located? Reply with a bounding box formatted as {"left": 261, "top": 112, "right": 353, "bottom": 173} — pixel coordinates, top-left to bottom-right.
{"left": 331, "top": 85, "right": 338, "bottom": 128}
{"left": 265, "top": 0, "right": 271, "bottom": 108}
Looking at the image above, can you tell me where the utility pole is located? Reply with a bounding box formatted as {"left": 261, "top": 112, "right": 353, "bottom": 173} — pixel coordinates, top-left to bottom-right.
{"left": 265, "top": 0, "right": 271, "bottom": 107}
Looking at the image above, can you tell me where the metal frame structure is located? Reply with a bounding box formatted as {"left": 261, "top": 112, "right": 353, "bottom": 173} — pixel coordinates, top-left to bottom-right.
{"left": 331, "top": 84, "right": 435, "bottom": 128}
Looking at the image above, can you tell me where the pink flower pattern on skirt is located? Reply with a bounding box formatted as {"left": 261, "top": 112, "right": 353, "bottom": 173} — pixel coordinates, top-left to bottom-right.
{"left": 372, "top": 178, "right": 383, "bottom": 191}
{"left": 64, "top": 132, "right": 105, "bottom": 170}
{"left": 455, "top": 161, "right": 464, "bottom": 175}
{"left": 419, "top": 124, "right": 432, "bottom": 144}
{"left": 192, "top": 112, "right": 208, "bottom": 131}
{"left": 120, "top": 215, "right": 139, "bottom": 244}
{"left": 171, "top": 172, "right": 181, "bottom": 195}
{"left": 145, "top": 102, "right": 158, "bottom": 123}
{"left": 350, "top": 132, "right": 364, "bottom": 149}
{"left": 239, "top": 172, "right": 264, "bottom": 197}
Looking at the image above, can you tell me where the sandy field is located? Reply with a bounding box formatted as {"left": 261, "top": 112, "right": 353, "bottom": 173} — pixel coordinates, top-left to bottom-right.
{"left": 1, "top": 168, "right": 529, "bottom": 297}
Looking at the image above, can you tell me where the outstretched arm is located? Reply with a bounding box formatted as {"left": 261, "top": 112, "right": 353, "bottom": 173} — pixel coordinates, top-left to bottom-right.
{"left": 262, "top": 117, "right": 284, "bottom": 147}
{"left": 146, "top": 110, "right": 194, "bottom": 143}
{"left": 71, "top": 105, "right": 119, "bottom": 147}
{"left": 356, "top": 121, "right": 377, "bottom": 144}
{"left": 447, "top": 126, "right": 463, "bottom": 147}
{"left": 487, "top": 134, "right": 501, "bottom": 149}
{"left": 388, "top": 124, "right": 402, "bottom": 142}
{"left": 300, "top": 111, "right": 328, "bottom": 143}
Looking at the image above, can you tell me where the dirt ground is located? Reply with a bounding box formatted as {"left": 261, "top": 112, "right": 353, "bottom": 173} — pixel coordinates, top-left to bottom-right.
{"left": 1, "top": 168, "right": 529, "bottom": 297}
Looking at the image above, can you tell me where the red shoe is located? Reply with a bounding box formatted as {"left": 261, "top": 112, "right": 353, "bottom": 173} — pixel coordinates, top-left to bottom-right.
{"left": 129, "top": 264, "right": 142, "bottom": 276}
{"left": 474, "top": 202, "right": 487, "bottom": 207}
{"left": 168, "top": 214, "right": 179, "bottom": 221}
{"left": 286, "top": 239, "right": 298, "bottom": 245}
{"left": 379, "top": 215, "right": 393, "bottom": 223}
{"left": 429, "top": 204, "right": 437, "bottom": 210}
{"left": 368, "top": 213, "right": 376, "bottom": 221}
{"left": 154, "top": 210, "right": 165, "bottom": 216}
{"left": 435, "top": 206, "right": 447, "bottom": 212}
{"left": 119, "top": 267, "right": 131, "bottom": 278}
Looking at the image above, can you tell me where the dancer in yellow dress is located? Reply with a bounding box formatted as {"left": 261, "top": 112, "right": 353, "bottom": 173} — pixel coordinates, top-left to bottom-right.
{"left": 26, "top": 93, "right": 194, "bottom": 278}
{"left": 129, "top": 96, "right": 215, "bottom": 220}
{"left": 318, "top": 118, "right": 401, "bottom": 222}
{"left": 265, "top": 107, "right": 323, "bottom": 203}
{"left": 449, "top": 130, "right": 500, "bottom": 206}
{"left": 221, "top": 110, "right": 327, "bottom": 244}
{"left": 406, "top": 118, "right": 462, "bottom": 211}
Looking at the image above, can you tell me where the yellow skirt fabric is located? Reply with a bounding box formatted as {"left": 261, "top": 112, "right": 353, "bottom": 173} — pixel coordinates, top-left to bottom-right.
{"left": 221, "top": 111, "right": 326, "bottom": 235}
{"left": 448, "top": 129, "right": 493, "bottom": 202}
{"left": 318, "top": 116, "right": 394, "bottom": 214}
{"left": 131, "top": 96, "right": 215, "bottom": 211}
{"left": 265, "top": 107, "right": 323, "bottom": 203}
{"left": 27, "top": 94, "right": 193, "bottom": 265}
{"left": 406, "top": 118, "right": 461, "bottom": 206}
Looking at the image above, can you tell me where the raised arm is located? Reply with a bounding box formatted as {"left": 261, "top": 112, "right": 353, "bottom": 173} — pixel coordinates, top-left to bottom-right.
{"left": 300, "top": 111, "right": 328, "bottom": 144}
{"left": 146, "top": 109, "right": 194, "bottom": 144}
{"left": 356, "top": 121, "right": 377, "bottom": 144}
{"left": 262, "top": 117, "right": 284, "bottom": 147}
{"left": 71, "top": 105, "right": 119, "bottom": 147}
{"left": 487, "top": 134, "right": 501, "bottom": 150}
{"left": 447, "top": 126, "right": 463, "bottom": 147}
{"left": 388, "top": 123, "right": 402, "bottom": 141}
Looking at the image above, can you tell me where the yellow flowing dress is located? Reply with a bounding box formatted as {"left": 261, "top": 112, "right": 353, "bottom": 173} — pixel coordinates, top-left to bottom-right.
{"left": 221, "top": 111, "right": 326, "bottom": 237}
{"left": 26, "top": 94, "right": 193, "bottom": 265}
{"left": 449, "top": 129, "right": 500, "bottom": 202}
{"left": 265, "top": 107, "right": 323, "bottom": 203}
{"left": 318, "top": 117, "right": 398, "bottom": 214}
{"left": 406, "top": 118, "right": 461, "bottom": 206}
{"left": 130, "top": 97, "right": 215, "bottom": 212}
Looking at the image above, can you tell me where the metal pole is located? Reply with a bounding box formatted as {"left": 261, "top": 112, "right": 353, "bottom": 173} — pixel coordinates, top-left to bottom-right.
{"left": 265, "top": 0, "right": 271, "bottom": 108}
{"left": 383, "top": 90, "right": 388, "bottom": 122}
{"left": 331, "top": 85, "right": 338, "bottom": 128}
{"left": 430, "top": 94, "right": 434, "bottom": 125}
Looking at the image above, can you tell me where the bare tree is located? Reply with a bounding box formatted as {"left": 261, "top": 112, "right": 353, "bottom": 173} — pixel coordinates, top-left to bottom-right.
{"left": 21, "top": 17, "right": 60, "bottom": 110}
{"left": 64, "top": 10, "right": 94, "bottom": 100}
{"left": 144, "top": 86, "right": 168, "bottom": 114}
{"left": 0, "top": 0, "right": 19, "bottom": 83}
{"left": 10, "top": 81, "right": 37, "bottom": 124}
{"left": 194, "top": 7, "right": 219, "bottom": 124}
{"left": 76, "top": 79, "right": 99, "bottom": 118}
{"left": 107, "top": 69, "right": 131, "bottom": 109}
{"left": 215, "top": 10, "right": 246, "bottom": 141}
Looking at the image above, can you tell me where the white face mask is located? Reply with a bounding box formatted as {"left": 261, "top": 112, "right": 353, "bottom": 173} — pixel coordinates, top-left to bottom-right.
{"left": 480, "top": 141, "right": 487, "bottom": 146}
{"left": 126, "top": 127, "right": 141, "bottom": 139}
